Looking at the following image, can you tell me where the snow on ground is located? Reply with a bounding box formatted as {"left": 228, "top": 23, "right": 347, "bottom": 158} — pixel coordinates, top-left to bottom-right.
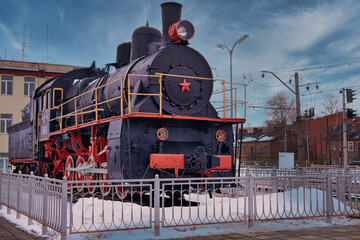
{"left": 0, "top": 206, "right": 60, "bottom": 239}
{"left": 0, "top": 187, "right": 359, "bottom": 240}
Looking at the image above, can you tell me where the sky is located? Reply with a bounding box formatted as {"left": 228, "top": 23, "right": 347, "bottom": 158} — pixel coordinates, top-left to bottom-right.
{"left": 1, "top": 0, "right": 360, "bottom": 126}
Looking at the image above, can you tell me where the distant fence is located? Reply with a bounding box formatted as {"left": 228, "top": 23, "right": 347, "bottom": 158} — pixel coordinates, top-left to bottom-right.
{"left": 1, "top": 168, "right": 360, "bottom": 239}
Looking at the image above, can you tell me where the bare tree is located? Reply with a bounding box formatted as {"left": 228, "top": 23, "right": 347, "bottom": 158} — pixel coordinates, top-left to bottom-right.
{"left": 265, "top": 91, "right": 296, "bottom": 131}
{"left": 321, "top": 94, "right": 341, "bottom": 116}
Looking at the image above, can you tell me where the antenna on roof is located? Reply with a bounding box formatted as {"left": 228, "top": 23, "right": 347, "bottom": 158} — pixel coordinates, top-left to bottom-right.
{"left": 146, "top": 20, "right": 149, "bottom": 27}
{"left": 22, "top": 23, "right": 32, "bottom": 61}
{"left": 46, "top": 22, "right": 53, "bottom": 63}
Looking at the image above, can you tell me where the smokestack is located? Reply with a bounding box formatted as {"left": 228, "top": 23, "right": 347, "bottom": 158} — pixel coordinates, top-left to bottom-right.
{"left": 161, "top": 2, "right": 182, "bottom": 47}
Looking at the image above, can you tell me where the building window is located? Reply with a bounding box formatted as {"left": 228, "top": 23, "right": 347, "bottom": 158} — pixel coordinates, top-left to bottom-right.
{"left": 256, "top": 145, "right": 260, "bottom": 153}
{"left": 41, "top": 93, "right": 46, "bottom": 111}
{"left": 24, "top": 77, "right": 35, "bottom": 96}
{"left": 0, "top": 114, "right": 12, "bottom": 133}
{"left": 0, "top": 157, "right": 8, "bottom": 172}
{"left": 332, "top": 143, "right": 336, "bottom": 150}
{"left": 1, "top": 75, "right": 13, "bottom": 95}
{"left": 358, "top": 143, "right": 360, "bottom": 156}
{"left": 348, "top": 141, "right": 354, "bottom": 152}
{"left": 263, "top": 145, "right": 267, "bottom": 153}
{"left": 47, "top": 90, "right": 51, "bottom": 109}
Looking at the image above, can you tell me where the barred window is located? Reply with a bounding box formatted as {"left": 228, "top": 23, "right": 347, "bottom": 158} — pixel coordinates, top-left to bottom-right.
{"left": 0, "top": 114, "right": 12, "bottom": 133}
{"left": 24, "top": 77, "right": 35, "bottom": 96}
{"left": 348, "top": 141, "right": 354, "bottom": 152}
{"left": 1, "top": 75, "right": 13, "bottom": 95}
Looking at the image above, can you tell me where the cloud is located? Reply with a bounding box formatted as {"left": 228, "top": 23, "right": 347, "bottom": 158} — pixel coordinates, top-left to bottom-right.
{"left": 0, "top": 22, "right": 22, "bottom": 51}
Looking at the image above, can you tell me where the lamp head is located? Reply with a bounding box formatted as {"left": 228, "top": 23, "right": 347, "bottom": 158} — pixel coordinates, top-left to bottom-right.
{"left": 216, "top": 44, "right": 225, "bottom": 49}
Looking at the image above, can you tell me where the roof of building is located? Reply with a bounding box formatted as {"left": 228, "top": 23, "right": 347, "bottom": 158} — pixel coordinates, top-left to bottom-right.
{"left": 326, "top": 122, "right": 360, "bottom": 141}
{"left": 241, "top": 128, "right": 286, "bottom": 143}
{"left": 0, "top": 59, "right": 83, "bottom": 73}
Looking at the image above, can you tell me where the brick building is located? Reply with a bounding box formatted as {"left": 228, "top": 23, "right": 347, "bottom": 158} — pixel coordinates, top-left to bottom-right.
{"left": 0, "top": 60, "right": 82, "bottom": 171}
{"left": 239, "top": 113, "right": 360, "bottom": 167}
{"left": 239, "top": 127, "right": 296, "bottom": 166}
{"left": 327, "top": 121, "right": 360, "bottom": 165}
{"left": 299, "top": 113, "right": 360, "bottom": 166}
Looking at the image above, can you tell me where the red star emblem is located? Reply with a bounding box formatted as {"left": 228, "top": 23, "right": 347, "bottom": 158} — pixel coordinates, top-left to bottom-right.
{"left": 179, "top": 79, "right": 191, "bottom": 92}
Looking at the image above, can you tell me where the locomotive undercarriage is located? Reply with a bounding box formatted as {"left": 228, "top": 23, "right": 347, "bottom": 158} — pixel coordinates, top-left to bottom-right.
{"left": 13, "top": 116, "right": 235, "bottom": 199}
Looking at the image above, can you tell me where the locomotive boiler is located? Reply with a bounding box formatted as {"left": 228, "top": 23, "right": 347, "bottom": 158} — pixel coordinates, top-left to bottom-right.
{"left": 8, "top": 2, "right": 246, "bottom": 195}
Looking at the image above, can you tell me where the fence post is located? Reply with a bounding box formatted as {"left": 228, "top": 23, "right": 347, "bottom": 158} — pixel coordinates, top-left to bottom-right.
{"left": 247, "top": 176, "right": 254, "bottom": 228}
{"left": 153, "top": 174, "right": 160, "bottom": 236}
{"left": 7, "top": 172, "right": 11, "bottom": 214}
{"left": 28, "top": 172, "right": 33, "bottom": 226}
{"left": 42, "top": 174, "right": 49, "bottom": 235}
{"left": 325, "top": 174, "right": 333, "bottom": 224}
{"left": 272, "top": 168, "right": 277, "bottom": 193}
{"left": 245, "top": 169, "right": 249, "bottom": 195}
{"left": 0, "top": 172, "right": 2, "bottom": 210}
{"left": 61, "top": 176, "right": 68, "bottom": 240}
{"left": 16, "top": 171, "right": 21, "bottom": 219}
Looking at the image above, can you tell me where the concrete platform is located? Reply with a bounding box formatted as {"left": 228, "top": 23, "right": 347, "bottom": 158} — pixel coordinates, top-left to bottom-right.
{"left": 171, "top": 224, "right": 360, "bottom": 240}
{"left": 0, "top": 216, "right": 44, "bottom": 240}
{"left": 1, "top": 213, "right": 360, "bottom": 240}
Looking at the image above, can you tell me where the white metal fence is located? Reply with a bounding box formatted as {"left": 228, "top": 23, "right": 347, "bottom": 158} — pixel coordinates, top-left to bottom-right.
{"left": 0, "top": 172, "right": 67, "bottom": 237}
{"left": 1, "top": 168, "right": 360, "bottom": 239}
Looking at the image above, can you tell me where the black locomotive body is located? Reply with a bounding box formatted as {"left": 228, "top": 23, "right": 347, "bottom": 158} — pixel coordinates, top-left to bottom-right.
{"left": 8, "top": 2, "right": 246, "bottom": 192}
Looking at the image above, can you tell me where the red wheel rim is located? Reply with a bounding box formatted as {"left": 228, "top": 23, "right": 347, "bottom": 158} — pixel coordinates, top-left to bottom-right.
{"left": 34, "top": 166, "right": 40, "bottom": 176}
{"left": 85, "top": 173, "right": 97, "bottom": 193}
{"left": 75, "top": 157, "right": 85, "bottom": 191}
{"left": 65, "top": 156, "right": 75, "bottom": 189}
{"left": 99, "top": 172, "right": 111, "bottom": 196}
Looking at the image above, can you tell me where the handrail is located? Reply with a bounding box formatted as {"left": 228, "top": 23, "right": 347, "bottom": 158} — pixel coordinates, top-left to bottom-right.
{"left": 48, "top": 73, "right": 247, "bottom": 131}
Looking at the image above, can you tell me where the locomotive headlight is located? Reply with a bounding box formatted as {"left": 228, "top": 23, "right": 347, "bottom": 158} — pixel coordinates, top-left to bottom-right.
{"left": 168, "top": 20, "right": 195, "bottom": 43}
{"left": 215, "top": 130, "right": 226, "bottom": 142}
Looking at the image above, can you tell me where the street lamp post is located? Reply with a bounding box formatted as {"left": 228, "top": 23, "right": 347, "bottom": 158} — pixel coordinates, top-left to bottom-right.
{"left": 216, "top": 34, "right": 249, "bottom": 118}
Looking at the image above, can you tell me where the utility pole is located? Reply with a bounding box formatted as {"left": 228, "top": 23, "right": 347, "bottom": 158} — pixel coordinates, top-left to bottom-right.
{"left": 341, "top": 88, "right": 348, "bottom": 168}
{"left": 295, "top": 73, "right": 303, "bottom": 167}
{"left": 262, "top": 71, "right": 304, "bottom": 166}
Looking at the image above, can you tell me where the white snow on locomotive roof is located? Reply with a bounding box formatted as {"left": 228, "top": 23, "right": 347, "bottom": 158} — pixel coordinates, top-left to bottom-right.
{"left": 88, "top": 78, "right": 99, "bottom": 86}
{"left": 72, "top": 79, "right": 81, "bottom": 85}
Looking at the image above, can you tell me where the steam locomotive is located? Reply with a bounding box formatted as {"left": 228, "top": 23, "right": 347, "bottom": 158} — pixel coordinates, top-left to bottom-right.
{"left": 8, "top": 2, "right": 246, "bottom": 194}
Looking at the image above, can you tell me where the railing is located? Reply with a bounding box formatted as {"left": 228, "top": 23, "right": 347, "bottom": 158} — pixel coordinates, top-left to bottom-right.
{"left": 68, "top": 178, "right": 154, "bottom": 234}
{"left": 238, "top": 167, "right": 360, "bottom": 177}
{"left": 212, "top": 81, "right": 247, "bottom": 119}
{"left": 1, "top": 169, "right": 360, "bottom": 238}
{"left": 0, "top": 172, "right": 67, "bottom": 238}
{"left": 49, "top": 73, "right": 247, "bottom": 131}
